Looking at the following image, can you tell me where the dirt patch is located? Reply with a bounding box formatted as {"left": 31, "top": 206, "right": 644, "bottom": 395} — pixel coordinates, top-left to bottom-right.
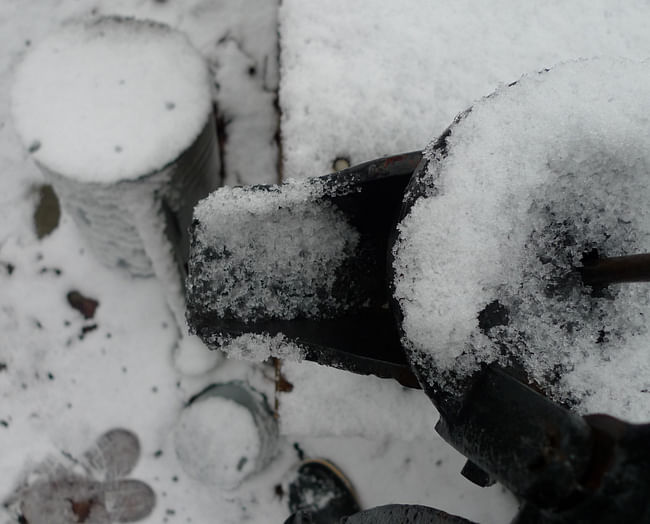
{"left": 33, "top": 184, "right": 60, "bottom": 239}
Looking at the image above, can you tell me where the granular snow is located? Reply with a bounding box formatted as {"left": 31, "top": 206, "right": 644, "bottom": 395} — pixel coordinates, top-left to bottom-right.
{"left": 279, "top": 0, "right": 650, "bottom": 180}
{"left": 189, "top": 178, "right": 360, "bottom": 322}
{"left": 393, "top": 58, "right": 650, "bottom": 421}
{"left": 217, "top": 333, "right": 304, "bottom": 363}
{"left": 11, "top": 16, "right": 212, "bottom": 183}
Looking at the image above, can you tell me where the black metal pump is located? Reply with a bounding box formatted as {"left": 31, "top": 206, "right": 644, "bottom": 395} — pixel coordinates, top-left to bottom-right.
{"left": 187, "top": 151, "right": 423, "bottom": 388}
{"left": 186, "top": 140, "right": 650, "bottom": 523}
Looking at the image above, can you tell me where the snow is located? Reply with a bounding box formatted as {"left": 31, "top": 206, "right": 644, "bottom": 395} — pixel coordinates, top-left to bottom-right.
{"left": 190, "top": 179, "right": 359, "bottom": 322}
{"left": 278, "top": 361, "right": 436, "bottom": 441}
{"left": 393, "top": 58, "right": 650, "bottom": 421}
{"left": 12, "top": 15, "right": 224, "bottom": 365}
{"left": 172, "top": 334, "right": 223, "bottom": 377}
{"left": 279, "top": 0, "right": 650, "bottom": 179}
{"left": 173, "top": 384, "right": 278, "bottom": 490}
{"left": 11, "top": 16, "right": 213, "bottom": 184}
{"left": 1, "top": 2, "right": 289, "bottom": 523}
{"left": 1, "top": 1, "right": 649, "bottom": 524}
{"left": 217, "top": 333, "right": 305, "bottom": 363}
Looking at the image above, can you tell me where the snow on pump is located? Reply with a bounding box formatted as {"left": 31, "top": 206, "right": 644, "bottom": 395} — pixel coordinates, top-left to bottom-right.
{"left": 186, "top": 58, "right": 650, "bottom": 523}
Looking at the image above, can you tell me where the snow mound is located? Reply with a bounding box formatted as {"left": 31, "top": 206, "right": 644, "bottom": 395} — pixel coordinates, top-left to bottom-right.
{"left": 172, "top": 334, "right": 223, "bottom": 376}
{"left": 189, "top": 178, "right": 360, "bottom": 322}
{"left": 278, "top": 361, "right": 436, "bottom": 440}
{"left": 393, "top": 58, "right": 650, "bottom": 421}
{"left": 173, "top": 383, "right": 278, "bottom": 489}
{"left": 11, "top": 16, "right": 212, "bottom": 183}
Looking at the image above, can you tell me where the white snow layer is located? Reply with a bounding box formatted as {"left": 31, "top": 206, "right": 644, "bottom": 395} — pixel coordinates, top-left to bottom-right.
{"left": 279, "top": 0, "right": 650, "bottom": 179}
{"left": 190, "top": 178, "right": 359, "bottom": 322}
{"left": 1, "top": 3, "right": 290, "bottom": 523}
{"left": 278, "top": 361, "right": 437, "bottom": 441}
{"left": 91, "top": 0, "right": 281, "bottom": 186}
{"left": 11, "top": 16, "right": 212, "bottom": 183}
{"left": 218, "top": 333, "right": 305, "bottom": 363}
{"left": 393, "top": 58, "right": 650, "bottom": 422}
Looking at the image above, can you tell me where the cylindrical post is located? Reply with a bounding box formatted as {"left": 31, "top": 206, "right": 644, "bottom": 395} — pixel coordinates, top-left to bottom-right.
{"left": 12, "top": 16, "right": 223, "bottom": 370}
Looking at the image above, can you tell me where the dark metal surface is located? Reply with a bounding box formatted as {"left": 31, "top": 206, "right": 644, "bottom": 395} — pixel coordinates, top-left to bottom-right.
{"left": 580, "top": 252, "right": 650, "bottom": 288}
{"left": 436, "top": 366, "right": 594, "bottom": 508}
{"left": 187, "top": 119, "right": 650, "bottom": 522}
{"left": 508, "top": 413, "right": 650, "bottom": 523}
{"left": 389, "top": 113, "right": 650, "bottom": 523}
{"left": 195, "top": 310, "right": 419, "bottom": 388}
{"left": 341, "top": 504, "right": 478, "bottom": 524}
{"left": 188, "top": 151, "right": 422, "bottom": 388}
{"left": 164, "top": 116, "right": 222, "bottom": 281}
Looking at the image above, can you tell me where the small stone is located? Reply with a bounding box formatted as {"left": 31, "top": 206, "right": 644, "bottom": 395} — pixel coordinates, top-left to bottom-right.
{"left": 332, "top": 157, "right": 350, "bottom": 171}
{"left": 79, "top": 324, "right": 98, "bottom": 340}
{"left": 2, "top": 262, "right": 15, "bottom": 275}
{"left": 67, "top": 291, "right": 99, "bottom": 319}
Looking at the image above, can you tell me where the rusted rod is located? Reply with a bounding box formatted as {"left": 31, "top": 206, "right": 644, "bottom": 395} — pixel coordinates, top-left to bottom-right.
{"left": 580, "top": 253, "right": 650, "bottom": 287}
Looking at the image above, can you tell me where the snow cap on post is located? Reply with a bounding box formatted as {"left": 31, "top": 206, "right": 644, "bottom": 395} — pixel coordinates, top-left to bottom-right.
{"left": 11, "top": 15, "right": 213, "bottom": 183}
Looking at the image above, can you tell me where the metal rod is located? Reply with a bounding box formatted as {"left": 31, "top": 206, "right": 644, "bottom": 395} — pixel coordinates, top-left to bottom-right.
{"left": 580, "top": 253, "right": 650, "bottom": 287}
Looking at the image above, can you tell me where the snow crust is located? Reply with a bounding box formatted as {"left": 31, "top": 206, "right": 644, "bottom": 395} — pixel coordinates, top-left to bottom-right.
{"left": 190, "top": 179, "right": 359, "bottom": 322}
{"left": 393, "top": 58, "right": 650, "bottom": 421}
{"left": 11, "top": 16, "right": 212, "bottom": 183}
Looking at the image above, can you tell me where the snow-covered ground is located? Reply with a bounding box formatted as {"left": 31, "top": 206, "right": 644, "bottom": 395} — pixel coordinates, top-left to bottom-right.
{"left": 2, "top": 1, "right": 650, "bottom": 523}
